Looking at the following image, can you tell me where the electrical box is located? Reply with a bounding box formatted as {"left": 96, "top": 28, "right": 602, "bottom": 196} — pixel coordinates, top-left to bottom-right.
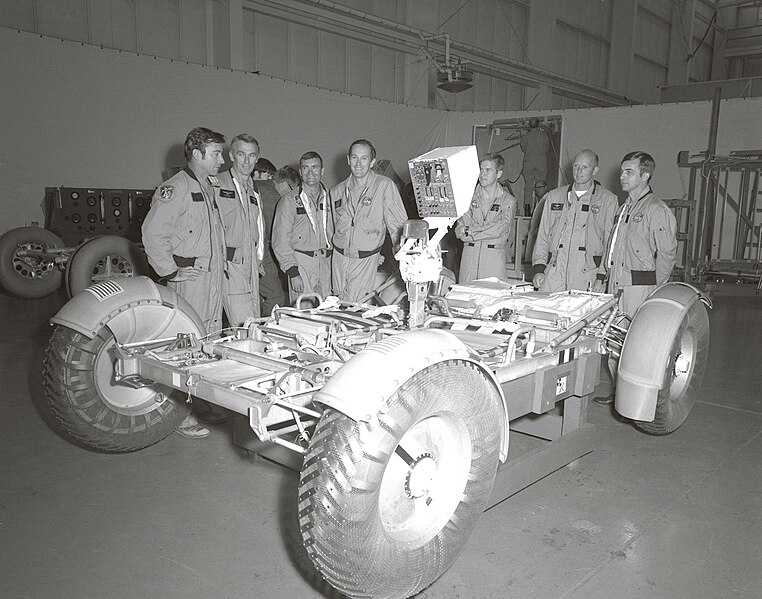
{"left": 408, "top": 146, "right": 479, "bottom": 220}
{"left": 44, "top": 187, "right": 155, "bottom": 246}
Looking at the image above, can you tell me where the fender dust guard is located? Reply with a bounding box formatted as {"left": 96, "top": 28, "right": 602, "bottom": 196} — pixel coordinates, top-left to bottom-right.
{"left": 50, "top": 276, "right": 205, "bottom": 344}
{"left": 313, "top": 328, "right": 511, "bottom": 462}
{"left": 616, "top": 282, "right": 710, "bottom": 423}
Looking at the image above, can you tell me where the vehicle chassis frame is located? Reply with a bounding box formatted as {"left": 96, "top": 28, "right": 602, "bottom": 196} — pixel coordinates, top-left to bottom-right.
{"left": 114, "top": 300, "right": 605, "bottom": 508}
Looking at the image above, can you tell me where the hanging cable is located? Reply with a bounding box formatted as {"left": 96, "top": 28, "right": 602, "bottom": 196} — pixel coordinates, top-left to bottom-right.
{"left": 687, "top": 8, "right": 717, "bottom": 63}
{"left": 437, "top": 0, "right": 477, "bottom": 31}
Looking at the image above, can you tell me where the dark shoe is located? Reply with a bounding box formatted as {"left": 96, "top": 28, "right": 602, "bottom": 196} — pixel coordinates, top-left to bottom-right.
{"left": 175, "top": 414, "right": 211, "bottom": 439}
{"left": 592, "top": 395, "right": 615, "bottom": 406}
{"left": 195, "top": 409, "right": 227, "bottom": 424}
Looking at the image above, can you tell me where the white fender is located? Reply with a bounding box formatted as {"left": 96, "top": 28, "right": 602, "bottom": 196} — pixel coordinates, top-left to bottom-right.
{"left": 314, "top": 328, "right": 510, "bottom": 461}
{"left": 50, "top": 276, "right": 205, "bottom": 343}
{"left": 616, "top": 282, "right": 710, "bottom": 421}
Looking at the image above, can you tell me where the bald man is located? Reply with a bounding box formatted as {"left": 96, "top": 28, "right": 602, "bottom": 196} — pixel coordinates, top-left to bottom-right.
{"left": 532, "top": 150, "right": 619, "bottom": 292}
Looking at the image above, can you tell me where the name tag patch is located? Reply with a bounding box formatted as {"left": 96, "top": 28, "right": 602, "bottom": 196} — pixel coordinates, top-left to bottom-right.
{"left": 220, "top": 189, "right": 235, "bottom": 198}
{"left": 551, "top": 202, "right": 563, "bottom": 211}
{"left": 191, "top": 192, "right": 204, "bottom": 202}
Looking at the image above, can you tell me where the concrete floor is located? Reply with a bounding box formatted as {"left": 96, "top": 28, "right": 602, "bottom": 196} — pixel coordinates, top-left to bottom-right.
{"left": 1, "top": 285, "right": 760, "bottom": 599}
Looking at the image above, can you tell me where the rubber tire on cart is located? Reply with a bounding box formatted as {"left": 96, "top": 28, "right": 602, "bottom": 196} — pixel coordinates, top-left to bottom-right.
{"left": 632, "top": 299, "right": 710, "bottom": 435}
{"left": 65, "top": 235, "right": 151, "bottom": 298}
{"left": 298, "top": 359, "right": 502, "bottom": 599}
{"left": 42, "top": 323, "right": 193, "bottom": 454}
{"left": 0, "top": 226, "right": 64, "bottom": 298}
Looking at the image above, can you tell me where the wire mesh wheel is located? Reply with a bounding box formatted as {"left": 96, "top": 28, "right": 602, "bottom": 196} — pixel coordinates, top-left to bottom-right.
{"left": 298, "top": 359, "right": 502, "bottom": 599}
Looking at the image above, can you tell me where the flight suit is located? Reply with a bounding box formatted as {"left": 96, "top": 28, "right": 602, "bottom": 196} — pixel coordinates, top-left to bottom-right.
{"left": 532, "top": 182, "right": 619, "bottom": 292}
{"left": 455, "top": 185, "right": 517, "bottom": 283}
{"left": 272, "top": 184, "right": 333, "bottom": 303}
{"left": 142, "top": 168, "right": 226, "bottom": 334}
{"left": 256, "top": 179, "right": 288, "bottom": 315}
{"left": 604, "top": 188, "right": 677, "bottom": 316}
{"left": 330, "top": 171, "right": 408, "bottom": 302}
{"left": 215, "top": 169, "right": 264, "bottom": 325}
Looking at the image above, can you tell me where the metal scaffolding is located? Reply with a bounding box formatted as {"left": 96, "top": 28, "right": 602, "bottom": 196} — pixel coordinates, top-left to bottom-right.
{"left": 677, "top": 149, "right": 762, "bottom": 291}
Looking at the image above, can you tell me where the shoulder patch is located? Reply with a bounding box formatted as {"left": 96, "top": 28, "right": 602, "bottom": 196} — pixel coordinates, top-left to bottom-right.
{"left": 220, "top": 189, "right": 236, "bottom": 199}
{"left": 633, "top": 213, "right": 644, "bottom": 223}
{"left": 590, "top": 205, "right": 600, "bottom": 214}
{"left": 159, "top": 186, "right": 174, "bottom": 200}
{"left": 550, "top": 202, "right": 563, "bottom": 211}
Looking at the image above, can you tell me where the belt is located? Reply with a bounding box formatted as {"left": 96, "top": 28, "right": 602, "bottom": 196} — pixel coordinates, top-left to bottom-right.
{"left": 173, "top": 254, "right": 196, "bottom": 267}
{"left": 630, "top": 270, "right": 657, "bottom": 286}
{"left": 334, "top": 245, "right": 383, "bottom": 259}
{"left": 296, "top": 248, "right": 333, "bottom": 258}
{"left": 466, "top": 242, "right": 502, "bottom": 249}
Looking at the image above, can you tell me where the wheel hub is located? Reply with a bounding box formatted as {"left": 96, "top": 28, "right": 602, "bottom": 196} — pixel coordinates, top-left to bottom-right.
{"left": 404, "top": 453, "right": 437, "bottom": 499}
{"left": 673, "top": 352, "right": 691, "bottom": 376}
{"left": 14, "top": 243, "right": 53, "bottom": 279}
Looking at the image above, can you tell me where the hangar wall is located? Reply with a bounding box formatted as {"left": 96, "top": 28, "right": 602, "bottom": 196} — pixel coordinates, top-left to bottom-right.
{"left": 2, "top": 27, "right": 762, "bottom": 233}
{"left": 456, "top": 97, "right": 762, "bottom": 203}
{"left": 0, "top": 27, "right": 454, "bottom": 230}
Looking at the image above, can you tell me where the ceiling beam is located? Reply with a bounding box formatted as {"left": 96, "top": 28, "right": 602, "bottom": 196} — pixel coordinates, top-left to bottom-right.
{"left": 243, "top": 0, "right": 635, "bottom": 107}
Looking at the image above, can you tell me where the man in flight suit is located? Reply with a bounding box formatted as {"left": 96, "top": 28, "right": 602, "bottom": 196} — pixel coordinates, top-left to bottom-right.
{"left": 142, "top": 127, "right": 227, "bottom": 438}
{"left": 600, "top": 151, "right": 677, "bottom": 315}
{"left": 330, "top": 139, "right": 408, "bottom": 302}
{"left": 455, "top": 153, "right": 517, "bottom": 284}
{"left": 253, "top": 157, "right": 287, "bottom": 315}
{"left": 215, "top": 133, "right": 265, "bottom": 325}
{"left": 593, "top": 151, "right": 678, "bottom": 406}
{"left": 272, "top": 151, "right": 333, "bottom": 303}
{"left": 532, "top": 150, "right": 618, "bottom": 292}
